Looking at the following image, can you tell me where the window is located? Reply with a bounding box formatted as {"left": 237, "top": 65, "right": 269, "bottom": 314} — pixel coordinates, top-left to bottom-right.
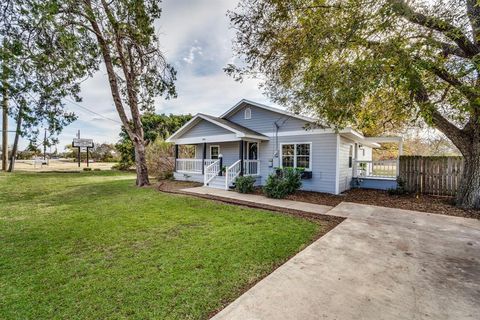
{"left": 281, "top": 143, "right": 311, "bottom": 170}
{"left": 349, "top": 145, "right": 353, "bottom": 168}
{"left": 244, "top": 107, "right": 251, "bottom": 120}
{"left": 210, "top": 145, "right": 220, "bottom": 159}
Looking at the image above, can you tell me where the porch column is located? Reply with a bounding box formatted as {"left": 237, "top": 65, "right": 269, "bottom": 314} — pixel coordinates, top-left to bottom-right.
{"left": 239, "top": 140, "right": 244, "bottom": 176}
{"left": 202, "top": 142, "right": 207, "bottom": 174}
{"left": 174, "top": 144, "right": 179, "bottom": 171}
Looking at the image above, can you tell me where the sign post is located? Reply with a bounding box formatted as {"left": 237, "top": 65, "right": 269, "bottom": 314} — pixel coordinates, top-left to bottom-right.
{"left": 72, "top": 138, "right": 94, "bottom": 168}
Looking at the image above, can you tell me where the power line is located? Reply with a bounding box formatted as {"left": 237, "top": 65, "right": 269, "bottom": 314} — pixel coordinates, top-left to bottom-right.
{"left": 64, "top": 98, "right": 123, "bottom": 124}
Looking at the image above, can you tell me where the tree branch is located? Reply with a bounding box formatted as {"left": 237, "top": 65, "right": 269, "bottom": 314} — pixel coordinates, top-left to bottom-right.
{"left": 466, "top": 0, "right": 480, "bottom": 45}
{"left": 388, "top": 0, "right": 479, "bottom": 57}
{"left": 411, "top": 72, "right": 469, "bottom": 152}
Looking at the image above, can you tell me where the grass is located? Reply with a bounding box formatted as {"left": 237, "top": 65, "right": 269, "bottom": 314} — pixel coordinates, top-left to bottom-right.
{"left": 0, "top": 171, "right": 326, "bottom": 319}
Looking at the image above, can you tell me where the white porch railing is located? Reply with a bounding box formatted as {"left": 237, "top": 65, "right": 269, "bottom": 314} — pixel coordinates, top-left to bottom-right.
{"left": 176, "top": 159, "right": 218, "bottom": 173}
{"left": 203, "top": 159, "right": 216, "bottom": 167}
{"left": 176, "top": 159, "right": 203, "bottom": 173}
{"left": 204, "top": 160, "right": 220, "bottom": 185}
{"left": 226, "top": 160, "right": 241, "bottom": 189}
{"left": 353, "top": 160, "right": 398, "bottom": 179}
{"left": 243, "top": 160, "right": 260, "bottom": 176}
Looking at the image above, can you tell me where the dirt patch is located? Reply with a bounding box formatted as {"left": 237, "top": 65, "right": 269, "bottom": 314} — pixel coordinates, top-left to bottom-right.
{"left": 252, "top": 188, "right": 479, "bottom": 219}
{"left": 156, "top": 179, "right": 202, "bottom": 192}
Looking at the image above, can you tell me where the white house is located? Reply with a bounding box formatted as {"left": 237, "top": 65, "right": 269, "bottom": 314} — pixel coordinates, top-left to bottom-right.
{"left": 166, "top": 99, "right": 402, "bottom": 193}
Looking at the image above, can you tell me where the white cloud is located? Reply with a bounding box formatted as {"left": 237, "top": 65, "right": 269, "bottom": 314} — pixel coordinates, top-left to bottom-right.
{"left": 15, "top": 0, "right": 277, "bottom": 150}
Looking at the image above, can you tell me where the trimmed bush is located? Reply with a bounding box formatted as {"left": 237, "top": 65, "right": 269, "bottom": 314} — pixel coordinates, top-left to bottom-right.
{"left": 235, "top": 176, "right": 256, "bottom": 193}
{"left": 387, "top": 177, "right": 408, "bottom": 195}
{"left": 83, "top": 167, "right": 92, "bottom": 171}
{"left": 263, "top": 168, "right": 302, "bottom": 199}
{"left": 282, "top": 167, "right": 302, "bottom": 194}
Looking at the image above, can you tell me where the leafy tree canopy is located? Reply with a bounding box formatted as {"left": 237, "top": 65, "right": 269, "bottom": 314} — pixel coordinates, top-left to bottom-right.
{"left": 228, "top": 0, "right": 480, "bottom": 208}
{"left": 116, "top": 113, "right": 192, "bottom": 168}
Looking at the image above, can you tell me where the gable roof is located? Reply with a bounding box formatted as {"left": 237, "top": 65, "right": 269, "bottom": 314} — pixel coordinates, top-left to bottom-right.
{"left": 220, "top": 99, "right": 318, "bottom": 123}
{"left": 165, "top": 113, "right": 269, "bottom": 143}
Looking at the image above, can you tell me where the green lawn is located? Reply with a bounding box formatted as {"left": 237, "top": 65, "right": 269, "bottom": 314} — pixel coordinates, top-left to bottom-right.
{"left": 0, "top": 171, "right": 324, "bottom": 319}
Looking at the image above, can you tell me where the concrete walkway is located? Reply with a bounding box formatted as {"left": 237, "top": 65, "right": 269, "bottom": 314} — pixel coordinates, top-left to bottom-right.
{"left": 181, "top": 187, "right": 480, "bottom": 320}
{"left": 181, "top": 186, "right": 334, "bottom": 215}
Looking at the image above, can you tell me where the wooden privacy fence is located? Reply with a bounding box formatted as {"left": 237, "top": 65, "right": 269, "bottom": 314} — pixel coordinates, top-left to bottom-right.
{"left": 398, "top": 156, "right": 464, "bottom": 196}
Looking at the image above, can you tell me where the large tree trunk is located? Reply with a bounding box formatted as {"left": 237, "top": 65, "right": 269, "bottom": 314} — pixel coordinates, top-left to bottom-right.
{"left": 456, "top": 142, "right": 480, "bottom": 209}
{"left": 133, "top": 138, "right": 149, "bottom": 187}
{"left": 7, "top": 106, "right": 22, "bottom": 172}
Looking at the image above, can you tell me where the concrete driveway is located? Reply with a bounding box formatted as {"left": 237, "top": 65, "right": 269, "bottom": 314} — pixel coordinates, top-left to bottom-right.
{"left": 212, "top": 202, "right": 480, "bottom": 320}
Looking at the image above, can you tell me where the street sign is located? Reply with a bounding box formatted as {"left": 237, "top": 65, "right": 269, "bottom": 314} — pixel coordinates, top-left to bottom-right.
{"left": 73, "top": 138, "right": 94, "bottom": 148}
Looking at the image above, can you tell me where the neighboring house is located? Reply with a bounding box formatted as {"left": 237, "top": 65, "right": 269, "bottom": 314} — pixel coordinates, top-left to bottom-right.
{"left": 166, "top": 100, "right": 402, "bottom": 193}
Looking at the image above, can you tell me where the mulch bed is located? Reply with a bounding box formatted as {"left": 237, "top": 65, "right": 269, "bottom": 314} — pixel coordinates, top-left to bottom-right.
{"left": 156, "top": 179, "right": 478, "bottom": 220}
{"left": 254, "top": 188, "right": 479, "bottom": 220}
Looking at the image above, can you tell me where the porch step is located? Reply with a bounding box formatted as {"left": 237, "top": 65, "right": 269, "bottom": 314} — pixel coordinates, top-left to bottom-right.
{"left": 205, "top": 175, "right": 229, "bottom": 189}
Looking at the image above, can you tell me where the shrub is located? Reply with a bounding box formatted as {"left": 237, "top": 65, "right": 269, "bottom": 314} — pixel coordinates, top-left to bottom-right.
{"left": 111, "top": 162, "right": 134, "bottom": 171}
{"left": 93, "top": 168, "right": 101, "bottom": 171}
{"left": 145, "top": 139, "right": 175, "bottom": 180}
{"left": 387, "top": 177, "right": 408, "bottom": 195}
{"left": 235, "top": 176, "right": 256, "bottom": 193}
{"left": 263, "top": 168, "right": 302, "bottom": 199}
{"left": 83, "top": 167, "right": 92, "bottom": 171}
{"left": 282, "top": 167, "right": 302, "bottom": 194}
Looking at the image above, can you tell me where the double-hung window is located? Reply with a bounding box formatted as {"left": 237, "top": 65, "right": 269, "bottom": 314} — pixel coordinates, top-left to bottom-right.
{"left": 281, "top": 143, "right": 312, "bottom": 170}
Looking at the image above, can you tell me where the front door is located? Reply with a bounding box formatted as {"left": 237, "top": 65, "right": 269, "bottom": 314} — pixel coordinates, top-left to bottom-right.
{"left": 247, "top": 142, "right": 258, "bottom": 160}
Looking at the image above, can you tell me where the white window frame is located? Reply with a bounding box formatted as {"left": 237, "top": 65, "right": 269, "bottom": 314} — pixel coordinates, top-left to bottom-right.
{"left": 246, "top": 141, "right": 259, "bottom": 160}
{"left": 244, "top": 107, "right": 251, "bottom": 120}
{"left": 210, "top": 145, "right": 220, "bottom": 159}
{"left": 280, "top": 142, "right": 312, "bottom": 171}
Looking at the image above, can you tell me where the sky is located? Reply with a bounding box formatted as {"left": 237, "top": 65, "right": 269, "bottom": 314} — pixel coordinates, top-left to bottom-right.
{"left": 9, "top": 0, "right": 277, "bottom": 151}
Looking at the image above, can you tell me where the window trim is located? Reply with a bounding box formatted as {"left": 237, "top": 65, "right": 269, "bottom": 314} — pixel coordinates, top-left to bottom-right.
{"left": 210, "top": 145, "right": 220, "bottom": 159}
{"left": 244, "top": 107, "right": 251, "bottom": 120}
{"left": 280, "top": 142, "right": 312, "bottom": 171}
{"left": 246, "top": 141, "right": 259, "bottom": 160}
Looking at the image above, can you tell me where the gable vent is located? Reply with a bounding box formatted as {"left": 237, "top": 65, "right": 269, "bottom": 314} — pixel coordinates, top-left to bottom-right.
{"left": 244, "top": 107, "right": 251, "bottom": 120}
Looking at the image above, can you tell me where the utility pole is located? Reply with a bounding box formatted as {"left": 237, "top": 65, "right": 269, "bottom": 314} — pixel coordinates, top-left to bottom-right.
{"left": 1, "top": 78, "right": 7, "bottom": 171}
{"left": 43, "top": 128, "right": 47, "bottom": 160}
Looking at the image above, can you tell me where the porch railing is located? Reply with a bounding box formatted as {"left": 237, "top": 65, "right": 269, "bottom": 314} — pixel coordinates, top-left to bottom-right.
{"left": 244, "top": 160, "right": 260, "bottom": 176}
{"left": 204, "top": 160, "right": 220, "bottom": 185}
{"left": 176, "top": 159, "right": 218, "bottom": 174}
{"left": 226, "top": 160, "right": 242, "bottom": 189}
{"left": 353, "top": 160, "right": 398, "bottom": 179}
{"left": 176, "top": 159, "right": 203, "bottom": 173}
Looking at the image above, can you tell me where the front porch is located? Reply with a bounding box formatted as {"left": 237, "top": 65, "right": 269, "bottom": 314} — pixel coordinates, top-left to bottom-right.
{"left": 173, "top": 140, "right": 262, "bottom": 190}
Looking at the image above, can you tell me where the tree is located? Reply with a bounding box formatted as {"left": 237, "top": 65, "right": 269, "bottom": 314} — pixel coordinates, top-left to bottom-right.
{"left": 1, "top": 0, "right": 97, "bottom": 172}
{"left": 90, "top": 143, "right": 119, "bottom": 162}
{"left": 116, "top": 113, "right": 191, "bottom": 168}
{"left": 228, "top": 0, "right": 480, "bottom": 209}
{"left": 50, "top": 0, "right": 177, "bottom": 186}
